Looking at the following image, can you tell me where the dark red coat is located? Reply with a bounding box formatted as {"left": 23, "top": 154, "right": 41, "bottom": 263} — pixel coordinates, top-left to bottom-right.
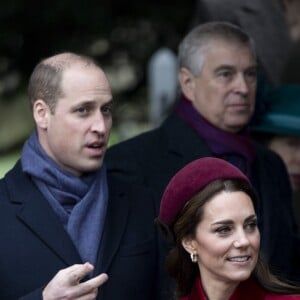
{"left": 181, "top": 276, "right": 300, "bottom": 300}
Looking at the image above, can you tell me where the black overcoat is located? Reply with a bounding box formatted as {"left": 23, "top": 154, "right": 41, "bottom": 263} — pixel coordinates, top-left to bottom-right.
{"left": 0, "top": 161, "right": 162, "bottom": 300}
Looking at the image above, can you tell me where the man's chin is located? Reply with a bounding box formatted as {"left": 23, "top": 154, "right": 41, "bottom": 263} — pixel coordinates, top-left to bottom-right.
{"left": 79, "top": 160, "right": 104, "bottom": 174}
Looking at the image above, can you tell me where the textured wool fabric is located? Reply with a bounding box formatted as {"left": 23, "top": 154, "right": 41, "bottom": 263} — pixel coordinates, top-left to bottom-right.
{"left": 159, "top": 157, "right": 250, "bottom": 227}
{"left": 21, "top": 131, "right": 108, "bottom": 266}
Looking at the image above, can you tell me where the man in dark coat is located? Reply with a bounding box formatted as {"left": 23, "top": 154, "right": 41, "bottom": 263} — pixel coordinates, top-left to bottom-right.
{"left": 0, "top": 52, "right": 163, "bottom": 300}
{"left": 106, "top": 22, "right": 300, "bottom": 283}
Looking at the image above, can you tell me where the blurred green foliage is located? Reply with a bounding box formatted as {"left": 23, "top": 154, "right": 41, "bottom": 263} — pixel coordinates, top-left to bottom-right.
{"left": 0, "top": 151, "right": 20, "bottom": 178}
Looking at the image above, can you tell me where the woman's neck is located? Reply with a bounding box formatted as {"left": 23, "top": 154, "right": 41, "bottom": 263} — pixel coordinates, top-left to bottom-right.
{"left": 201, "top": 276, "right": 239, "bottom": 300}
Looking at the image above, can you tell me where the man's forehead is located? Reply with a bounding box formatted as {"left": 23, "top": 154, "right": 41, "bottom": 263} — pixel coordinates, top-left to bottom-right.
{"left": 205, "top": 37, "right": 254, "bottom": 56}
{"left": 203, "top": 41, "right": 256, "bottom": 66}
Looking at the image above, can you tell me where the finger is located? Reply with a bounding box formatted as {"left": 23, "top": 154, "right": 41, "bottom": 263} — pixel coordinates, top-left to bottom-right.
{"left": 79, "top": 273, "right": 108, "bottom": 292}
{"left": 87, "top": 273, "right": 109, "bottom": 287}
{"left": 67, "top": 263, "right": 94, "bottom": 285}
{"left": 68, "top": 273, "right": 108, "bottom": 298}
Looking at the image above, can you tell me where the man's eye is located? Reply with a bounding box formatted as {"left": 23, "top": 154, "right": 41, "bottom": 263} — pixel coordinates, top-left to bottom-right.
{"left": 102, "top": 105, "right": 112, "bottom": 115}
{"left": 217, "top": 70, "right": 234, "bottom": 82}
{"left": 77, "top": 107, "right": 87, "bottom": 113}
{"left": 218, "top": 71, "right": 232, "bottom": 78}
{"left": 244, "top": 70, "right": 257, "bottom": 82}
{"left": 76, "top": 107, "right": 90, "bottom": 115}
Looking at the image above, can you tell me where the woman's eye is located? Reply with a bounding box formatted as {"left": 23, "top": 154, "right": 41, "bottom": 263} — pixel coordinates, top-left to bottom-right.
{"left": 245, "top": 221, "right": 257, "bottom": 231}
{"left": 215, "top": 226, "right": 231, "bottom": 235}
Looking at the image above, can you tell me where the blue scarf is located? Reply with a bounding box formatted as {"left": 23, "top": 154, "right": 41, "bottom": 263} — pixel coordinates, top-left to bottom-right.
{"left": 21, "top": 131, "right": 108, "bottom": 266}
{"left": 176, "top": 95, "right": 255, "bottom": 178}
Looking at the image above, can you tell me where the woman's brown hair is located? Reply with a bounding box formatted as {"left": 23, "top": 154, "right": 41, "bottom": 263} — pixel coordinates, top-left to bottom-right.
{"left": 157, "top": 178, "right": 300, "bottom": 298}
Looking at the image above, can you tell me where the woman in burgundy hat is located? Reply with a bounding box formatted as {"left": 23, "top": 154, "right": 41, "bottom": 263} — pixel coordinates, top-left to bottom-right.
{"left": 157, "top": 157, "right": 300, "bottom": 300}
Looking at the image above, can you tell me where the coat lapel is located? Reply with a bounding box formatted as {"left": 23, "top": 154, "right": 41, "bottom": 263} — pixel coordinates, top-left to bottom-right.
{"left": 4, "top": 162, "right": 82, "bottom": 266}
{"left": 164, "top": 114, "right": 212, "bottom": 164}
{"left": 94, "top": 175, "right": 130, "bottom": 274}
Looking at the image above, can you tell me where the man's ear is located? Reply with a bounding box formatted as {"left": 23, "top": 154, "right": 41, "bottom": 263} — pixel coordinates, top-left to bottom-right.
{"left": 33, "top": 99, "right": 50, "bottom": 130}
{"left": 178, "top": 67, "right": 196, "bottom": 101}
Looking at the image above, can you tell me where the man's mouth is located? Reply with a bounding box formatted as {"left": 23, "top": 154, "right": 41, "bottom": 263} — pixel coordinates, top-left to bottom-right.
{"left": 87, "top": 141, "right": 104, "bottom": 148}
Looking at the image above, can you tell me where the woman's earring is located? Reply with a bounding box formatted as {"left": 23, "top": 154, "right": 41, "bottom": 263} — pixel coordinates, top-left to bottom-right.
{"left": 190, "top": 252, "right": 198, "bottom": 263}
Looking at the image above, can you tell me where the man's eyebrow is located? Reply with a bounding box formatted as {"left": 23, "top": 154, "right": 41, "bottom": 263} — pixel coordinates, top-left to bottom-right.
{"left": 245, "top": 65, "right": 258, "bottom": 71}
{"left": 214, "top": 64, "right": 257, "bottom": 73}
{"left": 101, "top": 99, "right": 114, "bottom": 107}
{"left": 76, "top": 98, "right": 113, "bottom": 105}
{"left": 214, "top": 65, "right": 235, "bottom": 72}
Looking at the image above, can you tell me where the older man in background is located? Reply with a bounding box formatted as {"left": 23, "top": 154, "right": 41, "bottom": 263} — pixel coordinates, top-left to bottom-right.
{"left": 107, "top": 22, "right": 300, "bottom": 283}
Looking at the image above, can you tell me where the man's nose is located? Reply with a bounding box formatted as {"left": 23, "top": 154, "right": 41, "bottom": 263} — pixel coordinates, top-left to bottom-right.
{"left": 91, "top": 112, "right": 106, "bottom": 133}
{"left": 234, "top": 74, "right": 249, "bottom": 94}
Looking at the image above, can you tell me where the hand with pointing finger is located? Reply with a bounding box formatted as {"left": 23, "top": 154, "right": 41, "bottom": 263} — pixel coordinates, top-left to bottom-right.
{"left": 42, "top": 262, "right": 108, "bottom": 300}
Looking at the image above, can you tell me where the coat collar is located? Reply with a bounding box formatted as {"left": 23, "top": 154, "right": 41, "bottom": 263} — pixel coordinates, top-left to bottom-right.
{"left": 4, "top": 161, "right": 131, "bottom": 273}
{"left": 162, "top": 113, "right": 212, "bottom": 163}
{"left": 4, "top": 161, "right": 82, "bottom": 266}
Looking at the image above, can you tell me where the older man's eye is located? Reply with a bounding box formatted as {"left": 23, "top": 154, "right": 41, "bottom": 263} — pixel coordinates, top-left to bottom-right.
{"left": 216, "top": 70, "right": 234, "bottom": 83}
{"left": 220, "top": 71, "right": 231, "bottom": 77}
{"left": 244, "top": 69, "right": 257, "bottom": 83}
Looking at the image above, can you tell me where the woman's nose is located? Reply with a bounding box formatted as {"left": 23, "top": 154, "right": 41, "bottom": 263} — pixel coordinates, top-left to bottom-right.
{"left": 233, "top": 231, "right": 250, "bottom": 248}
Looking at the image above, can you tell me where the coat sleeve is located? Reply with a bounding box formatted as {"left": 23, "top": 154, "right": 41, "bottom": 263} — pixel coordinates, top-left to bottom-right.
{"left": 19, "top": 288, "right": 43, "bottom": 300}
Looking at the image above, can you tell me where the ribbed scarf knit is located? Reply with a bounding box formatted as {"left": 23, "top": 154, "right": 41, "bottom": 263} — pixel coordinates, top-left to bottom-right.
{"left": 21, "top": 131, "right": 108, "bottom": 266}
{"left": 176, "top": 95, "right": 255, "bottom": 178}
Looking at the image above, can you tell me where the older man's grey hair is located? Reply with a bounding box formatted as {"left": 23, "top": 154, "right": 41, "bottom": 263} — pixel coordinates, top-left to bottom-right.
{"left": 178, "top": 22, "right": 256, "bottom": 77}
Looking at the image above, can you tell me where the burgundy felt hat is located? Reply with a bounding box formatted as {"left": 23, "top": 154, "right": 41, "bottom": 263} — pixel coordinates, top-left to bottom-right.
{"left": 159, "top": 157, "right": 250, "bottom": 227}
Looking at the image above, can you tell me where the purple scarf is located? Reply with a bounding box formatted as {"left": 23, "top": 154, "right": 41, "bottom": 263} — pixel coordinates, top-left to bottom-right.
{"left": 176, "top": 96, "right": 255, "bottom": 178}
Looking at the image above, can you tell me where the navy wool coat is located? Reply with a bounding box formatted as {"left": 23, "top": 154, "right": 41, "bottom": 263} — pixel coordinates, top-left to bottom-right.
{"left": 0, "top": 161, "right": 162, "bottom": 300}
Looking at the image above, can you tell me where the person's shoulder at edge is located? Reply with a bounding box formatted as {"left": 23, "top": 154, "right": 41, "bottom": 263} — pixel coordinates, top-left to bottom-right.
{"left": 108, "top": 125, "right": 161, "bottom": 154}
{"left": 105, "top": 123, "right": 163, "bottom": 175}
{"left": 254, "top": 140, "right": 288, "bottom": 167}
